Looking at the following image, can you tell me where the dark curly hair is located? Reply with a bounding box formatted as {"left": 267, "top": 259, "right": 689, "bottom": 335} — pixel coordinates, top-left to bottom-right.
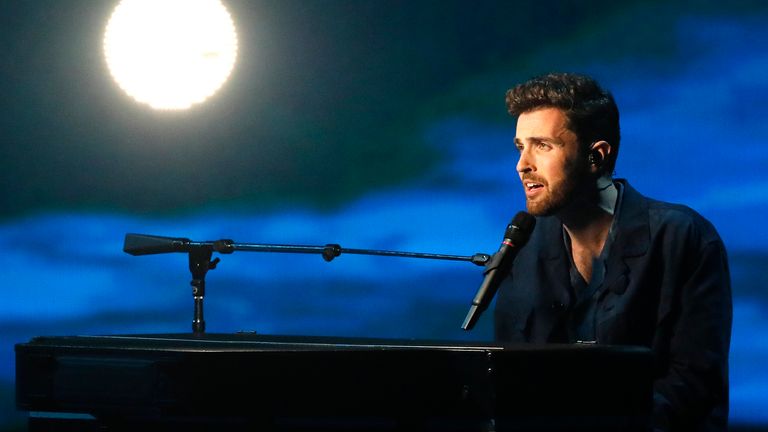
{"left": 505, "top": 72, "right": 620, "bottom": 174}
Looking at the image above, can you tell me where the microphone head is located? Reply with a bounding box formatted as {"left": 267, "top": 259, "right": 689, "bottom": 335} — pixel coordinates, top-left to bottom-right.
{"left": 123, "top": 233, "right": 191, "bottom": 255}
{"left": 505, "top": 211, "right": 536, "bottom": 245}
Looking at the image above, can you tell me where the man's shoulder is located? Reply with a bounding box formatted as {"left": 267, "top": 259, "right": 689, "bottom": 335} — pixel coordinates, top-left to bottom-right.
{"left": 632, "top": 189, "right": 723, "bottom": 247}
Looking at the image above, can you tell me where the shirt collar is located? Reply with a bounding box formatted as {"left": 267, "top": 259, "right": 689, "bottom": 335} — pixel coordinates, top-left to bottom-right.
{"left": 596, "top": 174, "right": 619, "bottom": 215}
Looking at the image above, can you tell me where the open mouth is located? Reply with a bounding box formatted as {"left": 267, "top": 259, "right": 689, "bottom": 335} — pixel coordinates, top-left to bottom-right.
{"left": 525, "top": 181, "right": 544, "bottom": 191}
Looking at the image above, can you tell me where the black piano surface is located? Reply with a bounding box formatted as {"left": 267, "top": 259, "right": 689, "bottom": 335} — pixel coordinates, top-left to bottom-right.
{"left": 16, "top": 333, "right": 654, "bottom": 431}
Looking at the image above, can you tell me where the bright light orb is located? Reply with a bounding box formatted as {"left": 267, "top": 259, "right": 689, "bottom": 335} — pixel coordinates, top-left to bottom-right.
{"left": 103, "top": 0, "right": 238, "bottom": 110}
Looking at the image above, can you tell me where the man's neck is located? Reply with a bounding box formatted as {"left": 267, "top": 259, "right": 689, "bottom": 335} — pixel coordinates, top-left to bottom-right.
{"left": 561, "top": 207, "right": 614, "bottom": 254}
{"left": 559, "top": 176, "right": 617, "bottom": 249}
{"left": 560, "top": 206, "right": 613, "bottom": 284}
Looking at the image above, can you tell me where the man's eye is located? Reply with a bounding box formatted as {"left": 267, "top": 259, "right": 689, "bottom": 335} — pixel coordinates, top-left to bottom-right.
{"left": 537, "top": 142, "right": 551, "bottom": 150}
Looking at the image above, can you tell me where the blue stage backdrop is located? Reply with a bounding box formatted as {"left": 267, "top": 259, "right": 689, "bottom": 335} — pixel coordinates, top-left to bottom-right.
{"left": 1, "top": 0, "right": 767, "bottom": 429}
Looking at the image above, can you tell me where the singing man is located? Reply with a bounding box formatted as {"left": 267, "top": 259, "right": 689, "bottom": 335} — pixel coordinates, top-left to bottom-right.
{"left": 493, "top": 72, "right": 732, "bottom": 431}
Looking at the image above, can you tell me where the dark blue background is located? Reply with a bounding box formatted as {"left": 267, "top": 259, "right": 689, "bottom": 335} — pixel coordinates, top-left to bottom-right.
{"left": 1, "top": 1, "right": 766, "bottom": 429}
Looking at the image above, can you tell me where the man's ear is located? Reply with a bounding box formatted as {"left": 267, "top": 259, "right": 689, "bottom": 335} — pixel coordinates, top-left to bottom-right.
{"left": 588, "top": 140, "right": 612, "bottom": 174}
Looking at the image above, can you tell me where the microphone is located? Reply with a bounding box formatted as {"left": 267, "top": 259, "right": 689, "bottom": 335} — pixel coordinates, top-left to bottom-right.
{"left": 123, "top": 233, "right": 193, "bottom": 255}
{"left": 461, "top": 211, "right": 536, "bottom": 330}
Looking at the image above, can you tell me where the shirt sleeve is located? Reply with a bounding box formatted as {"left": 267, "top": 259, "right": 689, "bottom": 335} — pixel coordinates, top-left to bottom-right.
{"left": 652, "top": 240, "right": 732, "bottom": 431}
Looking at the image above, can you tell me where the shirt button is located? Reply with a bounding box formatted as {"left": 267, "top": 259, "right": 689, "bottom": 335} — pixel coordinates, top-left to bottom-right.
{"left": 551, "top": 302, "right": 567, "bottom": 310}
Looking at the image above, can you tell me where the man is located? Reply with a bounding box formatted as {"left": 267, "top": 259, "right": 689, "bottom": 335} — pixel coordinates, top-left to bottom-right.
{"left": 493, "top": 73, "right": 732, "bottom": 431}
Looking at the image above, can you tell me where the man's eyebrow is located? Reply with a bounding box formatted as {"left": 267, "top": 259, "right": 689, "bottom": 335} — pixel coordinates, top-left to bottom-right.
{"left": 514, "top": 136, "right": 565, "bottom": 147}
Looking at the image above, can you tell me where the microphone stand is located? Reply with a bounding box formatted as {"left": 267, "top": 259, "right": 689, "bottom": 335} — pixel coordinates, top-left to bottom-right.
{"left": 188, "top": 247, "right": 219, "bottom": 335}
{"left": 123, "top": 233, "right": 491, "bottom": 335}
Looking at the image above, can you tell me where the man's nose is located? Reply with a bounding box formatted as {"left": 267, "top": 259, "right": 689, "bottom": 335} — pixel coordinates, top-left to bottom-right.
{"left": 516, "top": 148, "right": 534, "bottom": 173}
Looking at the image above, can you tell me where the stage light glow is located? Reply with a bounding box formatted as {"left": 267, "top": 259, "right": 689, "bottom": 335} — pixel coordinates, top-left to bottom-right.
{"left": 103, "top": 0, "right": 238, "bottom": 110}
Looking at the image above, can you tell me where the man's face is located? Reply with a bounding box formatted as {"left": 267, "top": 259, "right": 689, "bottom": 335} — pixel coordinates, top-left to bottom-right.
{"left": 514, "top": 107, "right": 587, "bottom": 216}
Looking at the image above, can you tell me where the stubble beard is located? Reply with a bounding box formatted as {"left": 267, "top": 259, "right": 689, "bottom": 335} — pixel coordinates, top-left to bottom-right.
{"left": 524, "top": 158, "right": 588, "bottom": 217}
